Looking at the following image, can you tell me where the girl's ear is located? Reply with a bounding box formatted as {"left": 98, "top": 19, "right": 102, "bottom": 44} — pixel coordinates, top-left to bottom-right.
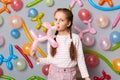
{"left": 67, "top": 21, "right": 71, "bottom": 27}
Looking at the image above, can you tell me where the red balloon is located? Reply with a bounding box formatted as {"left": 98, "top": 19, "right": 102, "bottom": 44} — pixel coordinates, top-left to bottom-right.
{"left": 0, "top": 68, "right": 3, "bottom": 75}
{"left": 10, "top": 0, "right": 23, "bottom": 11}
{"left": 85, "top": 54, "right": 99, "bottom": 67}
{"left": 42, "top": 64, "right": 50, "bottom": 76}
{"left": 78, "top": 8, "right": 91, "bottom": 21}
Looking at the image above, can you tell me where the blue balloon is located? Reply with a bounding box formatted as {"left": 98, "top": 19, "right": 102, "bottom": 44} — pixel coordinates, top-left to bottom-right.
{"left": 10, "top": 29, "right": 20, "bottom": 39}
{"left": 28, "top": 8, "right": 38, "bottom": 18}
{"left": 109, "top": 31, "right": 120, "bottom": 43}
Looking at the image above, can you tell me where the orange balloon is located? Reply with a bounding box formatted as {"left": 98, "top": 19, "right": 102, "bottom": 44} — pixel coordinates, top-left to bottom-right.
{"left": 112, "top": 58, "right": 120, "bottom": 72}
{"left": 22, "top": 43, "right": 31, "bottom": 55}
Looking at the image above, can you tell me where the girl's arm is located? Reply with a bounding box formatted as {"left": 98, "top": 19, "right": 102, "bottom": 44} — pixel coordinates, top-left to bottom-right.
{"left": 74, "top": 34, "right": 91, "bottom": 79}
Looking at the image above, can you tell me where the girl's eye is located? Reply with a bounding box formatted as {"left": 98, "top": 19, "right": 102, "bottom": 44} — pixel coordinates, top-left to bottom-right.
{"left": 60, "top": 19, "right": 64, "bottom": 22}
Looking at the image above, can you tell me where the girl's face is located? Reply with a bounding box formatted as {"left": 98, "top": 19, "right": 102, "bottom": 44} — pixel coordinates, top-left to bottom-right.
{"left": 54, "top": 11, "right": 71, "bottom": 34}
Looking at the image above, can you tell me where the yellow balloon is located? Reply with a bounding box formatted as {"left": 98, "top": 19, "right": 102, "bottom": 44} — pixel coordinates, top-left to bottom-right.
{"left": 112, "top": 58, "right": 120, "bottom": 72}
{"left": 22, "top": 42, "right": 31, "bottom": 55}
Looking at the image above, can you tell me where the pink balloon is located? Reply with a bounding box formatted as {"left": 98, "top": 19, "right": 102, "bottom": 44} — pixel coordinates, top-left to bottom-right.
{"left": 42, "top": 64, "right": 50, "bottom": 76}
{"left": 9, "top": 15, "right": 22, "bottom": 29}
{"left": 99, "top": 36, "right": 111, "bottom": 51}
{"left": 85, "top": 54, "right": 99, "bottom": 67}
{"left": 96, "top": 14, "right": 109, "bottom": 28}
{"left": 30, "top": 22, "right": 58, "bottom": 51}
{"left": 78, "top": 8, "right": 91, "bottom": 21}
{"left": 11, "top": 0, "right": 23, "bottom": 11}
{"left": 82, "top": 33, "right": 95, "bottom": 47}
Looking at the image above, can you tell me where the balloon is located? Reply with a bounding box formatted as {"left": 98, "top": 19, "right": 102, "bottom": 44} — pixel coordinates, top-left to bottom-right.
{"left": 15, "top": 45, "right": 33, "bottom": 68}
{"left": 99, "top": 36, "right": 111, "bottom": 51}
{"left": 10, "top": 0, "right": 23, "bottom": 11}
{"left": 112, "top": 58, "right": 120, "bottom": 72}
{"left": 14, "top": 58, "right": 27, "bottom": 71}
{"left": 109, "top": 31, "right": 120, "bottom": 43}
{"left": 0, "top": 44, "right": 18, "bottom": 70}
{"left": 0, "top": 15, "right": 4, "bottom": 26}
{"left": 21, "top": 21, "right": 47, "bottom": 57}
{"left": 9, "top": 15, "right": 22, "bottom": 29}
{"left": 112, "top": 12, "right": 120, "bottom": 29}
{"left": 22, "top": 43, "right": 31, "bottom": 55}
{"left": 96, "top": 14, "right": 109, "bottom": 28}
{"left": 82, "top": 33, "right": 95, "bottom": 47}
{"left": 0, "top": 67, "right": 3, "bottom": 75}
{"left": 93, "top": 70, "right": 111, "bottom": 80}
{"left": 30, "top": 22, "right": 58, "bottom": 51}
{"left": 31, "top": 12, "right": 45, "bottom": 30}
{"left": 85, "top": 54, "right": 99, "bottom": 67}
{"left": 0, "top": 35, "right": 5, "bottom": 47}
{"left": 0, "top": 75, "right": 15, "bottom": 80}
{"left": 10, "top": 29, "right": 20, "bottom": 39}
{"left": 27, "top": 75, "right": 45, "bottom": 80}
{"left": 44, "top": 0, "right": 54, "bottom": 7}
{"left": 28, "top": 8, "right": 38, "bottom": 18}
{"left": 26, "top": 0, "right": 43, "bottom": 8}
{"left": 99, "top": 0, "right": 113, "bottom": 7}
{"left": 69, "top": 0, "right": 83, "bottom": 8}
{"left": 0, "top": 0, "right": 11, "bottom": 13}
{"left": 78, "top": 8, "right": 91, "bottom": 21}
{"left": 42, "top": 64, "right": 50, "bottom": 76}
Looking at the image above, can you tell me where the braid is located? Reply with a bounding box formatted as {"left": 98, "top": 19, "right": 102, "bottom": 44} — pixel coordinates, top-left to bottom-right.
{"left": 70, "top": 30, "right": 77, "bottom": 60}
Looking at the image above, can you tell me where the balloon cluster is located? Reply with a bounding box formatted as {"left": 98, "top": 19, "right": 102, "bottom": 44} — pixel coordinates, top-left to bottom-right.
{"left": 93, "top": 70, "right": 111, "bottom": 80}
{"left": 74, "top": 8, "right": 96, "bottom": 40}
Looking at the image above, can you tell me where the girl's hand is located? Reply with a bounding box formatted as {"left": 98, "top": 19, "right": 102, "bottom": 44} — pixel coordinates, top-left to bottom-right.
{"left": 30, "top": 50, "right": 39, "bottom": 62}
{"left": 85, "top": 77, "right": 91, "bottom": 80}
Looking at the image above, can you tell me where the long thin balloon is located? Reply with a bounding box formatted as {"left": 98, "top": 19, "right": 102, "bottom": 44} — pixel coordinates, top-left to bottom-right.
{"left": 83, "top": 48, "right": 120, "bottom": 75}
{"left": 109, "top": 42, "right": 120, "bottom": 51}
{"left": 14, "top": 45, "right": 33, "bottom": 69}
{"left": 26, "top": 0, "right": 43, "bottom": 8}
{"left": 88, "top": 0, "right": 120, "bottom": 11}
{"left": 112, "top": 12, "right": 120, "bottom": 29}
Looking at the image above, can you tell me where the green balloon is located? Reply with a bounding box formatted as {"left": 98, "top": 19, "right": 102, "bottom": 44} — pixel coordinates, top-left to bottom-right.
{"left": 14, "top": 58, "right": 27, "bottom": 71}
{"left": 0, "top": 15, "right": 3, "bottom": 26}
{"left": 44, "top": 0, "right": 54, "bottom": 7}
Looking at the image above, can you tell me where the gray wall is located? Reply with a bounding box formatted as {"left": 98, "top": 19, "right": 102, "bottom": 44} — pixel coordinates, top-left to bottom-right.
{"left": 0, "top": 0, "right": 120, "bottom": 80}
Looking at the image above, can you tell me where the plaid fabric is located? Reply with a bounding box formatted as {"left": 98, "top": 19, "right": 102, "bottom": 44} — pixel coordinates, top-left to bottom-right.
{"left": 48, "top": 64, "right": 77, "bottom": 80}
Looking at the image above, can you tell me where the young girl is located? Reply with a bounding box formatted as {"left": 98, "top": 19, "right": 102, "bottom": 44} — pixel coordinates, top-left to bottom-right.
{"left": 30, "top": 8, "right": 91, "bottom": 80}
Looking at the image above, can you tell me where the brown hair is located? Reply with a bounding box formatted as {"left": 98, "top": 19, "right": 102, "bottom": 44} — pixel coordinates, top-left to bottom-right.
{"left": 50, "top": 8, "right": 77, "bottom": 60}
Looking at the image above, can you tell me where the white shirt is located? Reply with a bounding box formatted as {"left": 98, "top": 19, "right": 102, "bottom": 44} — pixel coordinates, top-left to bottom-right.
{"left": 38, "top": 33, "right": 89, "bottom": 78}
